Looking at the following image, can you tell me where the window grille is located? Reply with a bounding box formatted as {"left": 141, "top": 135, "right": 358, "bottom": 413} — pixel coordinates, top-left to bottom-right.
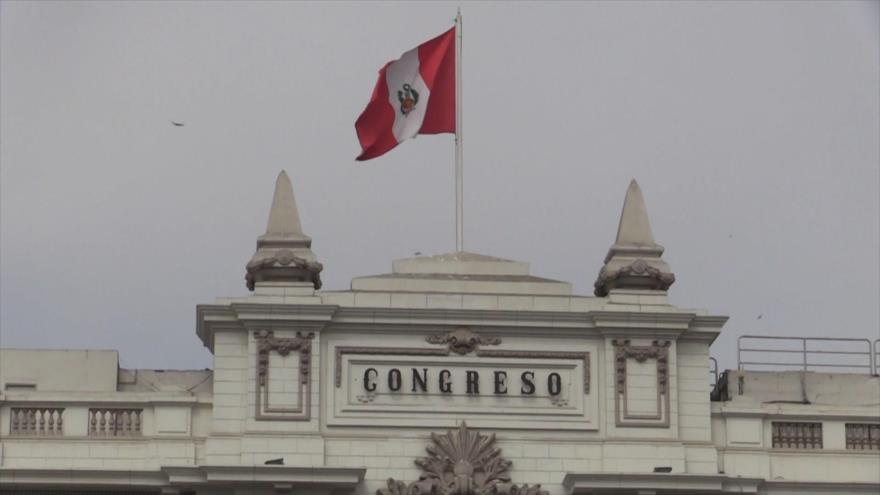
{"left": 771, "top": 421, "right": 823, "bottom": 449}
{"left": 846, "top": 423, "right": 880, "bottom": 450}
{"left": 9, "top": 407, "right": 64, "bottom": 436}
{"left": 88, "top": 408, "right": 143, "bottom": 437}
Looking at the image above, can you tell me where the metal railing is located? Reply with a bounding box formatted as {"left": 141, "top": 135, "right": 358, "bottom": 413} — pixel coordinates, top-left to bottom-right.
{"left": 875, "top": 339, "right": 880, "bottom": 374}
{"left": 737, "top": 335, "right": 875, "bottom": 375}
{"left": 709, "top": 357, "right": 719, "bottom": 388}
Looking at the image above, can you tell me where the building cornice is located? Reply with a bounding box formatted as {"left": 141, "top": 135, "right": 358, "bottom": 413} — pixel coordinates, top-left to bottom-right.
{"left": 564, "top": 472, "right": 764, "bottom": 494}
{"left": 711, "top": 406, "right": 880, "bottom": 422}
{"left": 0, "top": 465, "right": 366, "bottom": 492}
{"left": 197, "top": 301, "right": 727, "bottom": 351}
{"left": 763, "top": 481, "right": 880, "bottom": 495}
{"left": 0, "top": 468, "right": 168, "bottom": 487}
{"left": 0, "top": 393, "right": 211, "bottom": 407}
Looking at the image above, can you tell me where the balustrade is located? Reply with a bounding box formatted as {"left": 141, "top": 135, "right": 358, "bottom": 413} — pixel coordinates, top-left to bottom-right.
{"left": 9, "top": 407, "right": 64, "bottom": 436}
{"left": 88, "top": 408, "right": 143, "bottom": 437}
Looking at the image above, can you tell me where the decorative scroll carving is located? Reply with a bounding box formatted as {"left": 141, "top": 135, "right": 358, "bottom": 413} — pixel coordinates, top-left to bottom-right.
{"left": 246, "top": 249, "right": 323, "bottom": 290}
{"left": 377, "top": 423, "right": 548, "bottom": 495}
{"left": 612, "top": 339, "right": 671, "bottom": 427}
{"left": 254, "top": 330, "right": 314, "bottom": 421}
{"left": 594, "top": 258, "right": 675, "bottom": 297}
{"left": 426, "top": 327, "right": 501, "bottom": 355}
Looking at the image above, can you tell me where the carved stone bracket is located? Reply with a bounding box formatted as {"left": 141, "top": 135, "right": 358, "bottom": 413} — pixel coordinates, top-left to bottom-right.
{"left": 377, "top": 423, "right": 548, "bottom": 495}
{"left": 426, "top": 327, "right": 501, "bottom": 355}
{"left": 612, "top": 339, "right": 671, "bottom": 427}
{"left": 254, "top": 330, "right": 315, "bottom": 421}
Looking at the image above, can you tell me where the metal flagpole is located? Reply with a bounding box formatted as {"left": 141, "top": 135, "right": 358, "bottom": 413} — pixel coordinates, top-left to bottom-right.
{"left": 455, "top": 9, "right": 464, "bottom": 252}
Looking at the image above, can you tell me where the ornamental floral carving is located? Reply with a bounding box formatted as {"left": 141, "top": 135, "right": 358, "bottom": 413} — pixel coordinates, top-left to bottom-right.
{"left": 426, "top": 327, "right": 501, "bottom": 355}
{"left": 612, "top": 339, "right": 670, "bottom": 395}
{"left": 378, "top": 423, "right": 547, "bottom": 495}
{"left": 255, "top": 330, "right": 314, "bottom": 386}
{"left": 611, "top": 340, "right": 671, "bottom": 428}
{"left": 245, "top": 249, "right": 324, "bottom": 290}
{"left": 594, "top": 258, "right": 675, "bottom": 296}
{"left": 254, "top": 330, "right": 315, "bottom": 421}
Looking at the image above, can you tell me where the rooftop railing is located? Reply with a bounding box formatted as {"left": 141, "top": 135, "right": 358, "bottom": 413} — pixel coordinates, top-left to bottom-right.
{"left": 737, "top": 335, "right": 876, "bottom": 375}
{"left": 709, "top": 357, "right": 719, "bottom": 388}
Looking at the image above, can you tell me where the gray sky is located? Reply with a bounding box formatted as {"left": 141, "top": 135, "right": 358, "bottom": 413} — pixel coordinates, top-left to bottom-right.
{"left": 2, "top": 1, "right": 878, "bottom": 371}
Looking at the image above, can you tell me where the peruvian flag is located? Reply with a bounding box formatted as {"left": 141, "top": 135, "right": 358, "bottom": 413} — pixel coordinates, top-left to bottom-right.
{"left": 355, "top": 27, "right": 455, "bottom": 161}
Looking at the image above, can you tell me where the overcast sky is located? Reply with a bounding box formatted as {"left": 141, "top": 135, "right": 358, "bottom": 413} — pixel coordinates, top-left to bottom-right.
{"left": 1, "top": 1, "right": 878, "bottom": 371}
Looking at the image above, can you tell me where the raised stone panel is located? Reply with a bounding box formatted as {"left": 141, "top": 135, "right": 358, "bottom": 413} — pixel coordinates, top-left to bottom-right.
{"left": 265, "top": 351, "right": 302, "bottom": 408}
{"left": 245, "top": 329, "right": 318, "bottom": 424}
{"left": 155, "top": 406, "right": 190, "bottom": 435}
{"left": 62, "top": 407, "right": 90, "bottom": 436}
{"left": 325, "top": 330, "right": 598, "bottom": 431}
{"left": 823, "top": 421, "right": 846, "bottom": 450}
{"left": 609, "top": 338, "right": 674, "bottom": 430}
{"left": 726, "top": 417, "right": 763, "bottom": 447}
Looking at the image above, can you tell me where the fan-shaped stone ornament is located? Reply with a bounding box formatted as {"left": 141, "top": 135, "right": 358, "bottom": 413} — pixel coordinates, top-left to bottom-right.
{"left": 378, "top": 423, "right": 548, "bottom": 495}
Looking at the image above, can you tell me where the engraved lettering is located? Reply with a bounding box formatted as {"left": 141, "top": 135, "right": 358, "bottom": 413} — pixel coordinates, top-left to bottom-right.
{"left": 364, "top": 368, "right": 378, "bottom": 392}
{"left": 439, "top": 369, "right": 453, "bottom": 393}
{"left": 521, "top": 371, "right": 535, "bottom": 395}
{"left": 548, "top": 372, "right": 562, "bottom": 396}
{"left": 466, "top": 370, "right": 480, "bottom": 394}
{"left": 412, "top": 368, "right": 428, "bottom": 392}
{"left": 388, "top": 368, "right": 402, "bottom": 391}
{"left": 494, "top": 371, "right": 508, "bottom": 394}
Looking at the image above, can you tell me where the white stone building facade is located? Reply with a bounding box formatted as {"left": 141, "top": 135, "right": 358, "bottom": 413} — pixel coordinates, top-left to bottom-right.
{"left": 1, "top": 173, "right": 877, "bottom": 494}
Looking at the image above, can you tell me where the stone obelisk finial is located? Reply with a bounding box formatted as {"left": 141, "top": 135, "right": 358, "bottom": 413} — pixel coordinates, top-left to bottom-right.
{"left": 594, "top": 179, "right": 674, "bottom": 296}
{"left": 245, "top": 171, "right": 322, "bottom": 291}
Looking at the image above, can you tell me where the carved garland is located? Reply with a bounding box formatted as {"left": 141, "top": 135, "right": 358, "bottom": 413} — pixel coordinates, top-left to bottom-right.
{"left": 612, "top": 339, "right": 671, "bottom": 427}
{"left": 335, "top": 327, "right": 591, "bottom": 394}
{"left": 425, "top": 327, "right": 502, "bottom": 355}
{"left": 613, "top": 339, "right": 670, "bottom": 395}
{"left": 245, "top": 249, "right": 324, "bottom": 290}
{"left": 378, "top": 423, "right": 548, "bottom": 495}
{"left": 254, "top": 330, "right": 315, "bottom": 421}
{"left": 594, "top": 258, "right": 675, "bottom": 297}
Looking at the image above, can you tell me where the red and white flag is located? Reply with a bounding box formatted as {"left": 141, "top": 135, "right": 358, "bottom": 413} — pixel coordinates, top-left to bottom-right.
{"left": 355, "top": 27, "right": 456, "bottom": 161}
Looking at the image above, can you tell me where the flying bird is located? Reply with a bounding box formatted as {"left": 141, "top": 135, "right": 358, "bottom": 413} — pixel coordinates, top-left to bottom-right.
{"left": 171, "top": 121, "right": 185, "bottom": 127}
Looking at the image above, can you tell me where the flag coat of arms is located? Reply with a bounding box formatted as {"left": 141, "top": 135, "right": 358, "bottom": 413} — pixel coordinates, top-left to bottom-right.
{"left": 355, "top": 27, "right": 456, "bottom": 161}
